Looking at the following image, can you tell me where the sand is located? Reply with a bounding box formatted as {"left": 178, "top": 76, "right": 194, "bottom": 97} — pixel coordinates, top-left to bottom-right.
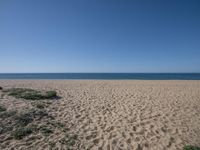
{"left": 0, "top": 80, "right": 200, "bottom": 150}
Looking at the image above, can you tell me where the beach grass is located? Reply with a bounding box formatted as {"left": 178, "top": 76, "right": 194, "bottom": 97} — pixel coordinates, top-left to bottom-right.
{"left": 183, "top": 145, "right": 200, "bottom": 150}
{"left": 12, "top": 127, "right": 33, "bottom": 140}
{"left": 0, "top": 86, "right": 80, "bottom": 149}
{"left": 39, "top": 125, "right": 54, "bottom": 136}
{"left": 3, "top": 88, "right": 57, "bottom": 100}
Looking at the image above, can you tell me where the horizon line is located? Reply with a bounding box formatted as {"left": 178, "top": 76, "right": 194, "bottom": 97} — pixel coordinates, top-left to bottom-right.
{"left": 0, "top": 72, "right": 200, "bottom": 74}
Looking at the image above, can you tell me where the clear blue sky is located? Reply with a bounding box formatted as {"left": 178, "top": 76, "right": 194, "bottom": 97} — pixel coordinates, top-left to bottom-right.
{"left": 0, "top": 0, "right": 200, "bottom": 73}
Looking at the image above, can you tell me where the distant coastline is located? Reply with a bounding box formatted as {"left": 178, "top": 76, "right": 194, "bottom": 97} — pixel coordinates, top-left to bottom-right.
{"left": 0, "top": 73, "right": 200, "bottom": 80}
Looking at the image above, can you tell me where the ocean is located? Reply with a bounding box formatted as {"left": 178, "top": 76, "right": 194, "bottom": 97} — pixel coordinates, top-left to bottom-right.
{"left": 0, "top": 73, "right": 200, "bottom": 80}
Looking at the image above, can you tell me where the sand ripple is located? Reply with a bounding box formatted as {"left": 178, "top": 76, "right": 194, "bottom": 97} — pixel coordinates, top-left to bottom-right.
{"left": 0, "top": 80, "right": 200, "bottom": 150}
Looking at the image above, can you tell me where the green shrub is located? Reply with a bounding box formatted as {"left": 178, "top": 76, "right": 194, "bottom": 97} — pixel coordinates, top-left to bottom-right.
{"left": 183, "top": 145, "right": 200, "bottom": 150}
{"left": 0, "top": 124, "right": 13, "bottom": 134}
{"left": 45, "top": 91, "right": 57, "bottom": 98}
{"left": 12, "top": 127, "right": 33, "bottom": 139}
{"left": 31, "top": 109, "right": 49, "bottom": 119}
{"left": 39, "top": 125, "right": 53, "bottom": 136}
{"left": 3, "top": 88, "right": 57, "bottom": 100}
{"left": 15, "top": 109, "right": 48, "bottom": 127}
{"left": 4, "top": 88, "right": 34, "bottom": 96}
{"left": 15, "top": 113, "right": 34, "bottom": 127}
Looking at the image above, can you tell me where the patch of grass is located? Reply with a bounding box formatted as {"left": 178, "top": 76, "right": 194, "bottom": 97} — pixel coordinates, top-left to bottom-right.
{"left": 3, "top": 88, "right": 57, "bottom": 100}
{"left": 0, "top": 106, "right": 6, "bottom": 112}
{"left": 47, "top": 120, "right": 66, "bottom": 128}
{"left": 39, "top": 125, "right": 53, "bottom": 136}
{"left": 0, "top": 111, "right": 16, "bottom": 119}
{"left": 31, "top": 109, "right": 49, "bottom": 119}
{"left": 12, "top": 127, "right": 33, "bottom": 140}
{"left": 15, "top": 113, "right": 34, "bottom": 127}
{"left": 183, "top": 145, "right": 200, "bottom": 150}
{"left": 28, "top": 124, "right": 38, "bottom": 132}
{"left": 0, "top": 123, "right": 13, "bottom": 134}
{"left": 45, "top": 91, "right": 57, "bottom": 98}
{"left": 15, "top": 109, "right": 49, "bottom": 127}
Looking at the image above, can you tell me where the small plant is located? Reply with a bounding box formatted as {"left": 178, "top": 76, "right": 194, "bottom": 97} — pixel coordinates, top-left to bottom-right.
{"left": 0, "top": 105, "right": 6, "bottom": 112}
{"left": 183, "top": 145, "right": 200, "bottom": 150}
{"left": 47, "top": 120, "right": 66, "bottom": 129}
{"left": 32, "top": 109, "right": 49, "bottom": 119}
{"left": 39, "top": 125, "right": 53, "bottom": 136}
{"left": 44, "top": 91, "right": 57, "bottom": 98}
{"left": 0, "top": 124, "right": 14, "bottom": 134}
{"left": 15, "top": 109, "right": 49, "bottom": 127}
{"left": 0, "top": 86, "right": 3, "bottom": 90}
{"left": 15, "top": 113, "right": 34, "bottom": 127}
{"left": 12, "top": 127, "right": 33, "bottom": 140}
{"left": 3, "top": 88, "right": 57, "bottom": 100}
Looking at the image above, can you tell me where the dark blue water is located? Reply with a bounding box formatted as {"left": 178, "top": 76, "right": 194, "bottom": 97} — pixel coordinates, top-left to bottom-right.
{"left": 0, "top": 73, "right": 200, "bottom": 80}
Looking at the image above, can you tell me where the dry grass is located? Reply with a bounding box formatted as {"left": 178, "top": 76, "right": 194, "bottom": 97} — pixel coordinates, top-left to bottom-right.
{"left": 3, "top": 88, "right": 57, "bottom": 100}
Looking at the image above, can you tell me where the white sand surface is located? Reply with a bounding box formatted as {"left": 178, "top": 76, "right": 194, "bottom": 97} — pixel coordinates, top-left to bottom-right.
{"left": 0, "top": 80, "right": 200, "bottom": 150}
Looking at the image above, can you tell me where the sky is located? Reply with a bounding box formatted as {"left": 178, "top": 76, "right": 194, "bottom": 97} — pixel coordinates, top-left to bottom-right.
{"left": 0, "top": 0, "right": 200, "bottom": 73}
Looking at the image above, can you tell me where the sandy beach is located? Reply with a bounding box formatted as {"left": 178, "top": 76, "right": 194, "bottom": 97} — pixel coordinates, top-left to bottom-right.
{"left": 0, "top": 80, "right": 200, "bottom": 150}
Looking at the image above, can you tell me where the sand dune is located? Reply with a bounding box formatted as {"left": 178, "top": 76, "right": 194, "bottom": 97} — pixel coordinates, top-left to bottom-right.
{"left": 0, "top": 80, "right": 200, "bottom": 150}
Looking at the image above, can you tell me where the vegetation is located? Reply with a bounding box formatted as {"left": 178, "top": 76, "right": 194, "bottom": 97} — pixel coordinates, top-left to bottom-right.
{"left": 3, "top": 88, "right": 57, "bottom": 100}
{"left": 0, "top": 88, "right": 80, "bottom": 148}
{"left": 15, "top": 109, "right": 49, "bottom": 127}
{"left": 15, "top": 112, "right": 34, "bottom": 126}
{"left": 183, "top": 145, "right": 200, "bottom": 150}
{"left": 12, "top": 127, "right": 33, "bottom": 140}
{"left": 0, "top": 111, "right": 16, "bottom": 119}
{"left": 0, "top": 86, "right": 3, "bottom": 90}
{"left": 39, "top": 125, "right": 53, "bottom": 136}
{"left": 0, "top": 105, "right": 6, "bottom": 112}
{"left": 0, "top": 124, "right": 13, "bottom": 134}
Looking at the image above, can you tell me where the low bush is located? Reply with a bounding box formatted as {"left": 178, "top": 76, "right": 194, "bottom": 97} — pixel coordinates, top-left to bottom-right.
{"left": 183, "top": 145, "right": 200, "bottom": 150}
{"left": 15, "top": 109, "right": 48, "bottom": 127}
{"left": 3, "top": 88, "right": 57, "bottom": 100}
{"left": 0, "top": 124, "right": 14, "bottom": 134}
{"left": 12, "top": 127, "right": 33, "bottom": 140}
{"left": 15, "top": 113, "right": 34, "bottom": 127}
{"left": 39, "top": 125, "right": 53, "bottom": 136}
